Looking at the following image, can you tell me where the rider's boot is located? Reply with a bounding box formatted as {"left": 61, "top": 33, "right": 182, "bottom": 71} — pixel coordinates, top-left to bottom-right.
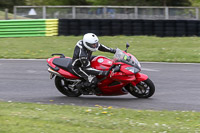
{"left": 76, "top": 77, "right": 102, "bottom": 95}
{"left": 76, "top": 82, "right": 85, "bottom": 93}
{"left": 76, "top": 81, "right": 91, "bottom": 94}
{"left": 94, "top": 88, "right": 102, "bottom": 95}
{"left": 90, "top": 84, "right": 101, "bottom": 95}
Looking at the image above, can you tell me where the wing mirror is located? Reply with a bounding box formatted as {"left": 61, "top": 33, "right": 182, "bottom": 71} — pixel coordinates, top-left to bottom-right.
{"left": 125, "top": 43, "right": 130, "bottom": 52}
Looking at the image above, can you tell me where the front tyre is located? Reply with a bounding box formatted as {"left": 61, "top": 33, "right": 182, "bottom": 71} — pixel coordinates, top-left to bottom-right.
{"left": 125, "top": 78, "right": 155, "bottom": 98}
{"left": 55, "top": 76, "right": 82, "bottom": 97}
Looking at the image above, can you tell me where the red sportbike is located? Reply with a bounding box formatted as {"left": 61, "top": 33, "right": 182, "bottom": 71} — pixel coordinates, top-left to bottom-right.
{"left": 47, "top": 44, "right": 155, "bottom": 98}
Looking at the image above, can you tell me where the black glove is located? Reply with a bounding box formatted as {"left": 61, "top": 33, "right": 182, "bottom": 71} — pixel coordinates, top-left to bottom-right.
{"left": 90, "top": 77, "right": 98, "bottom": 84}
{"left": 82, "top": 77, "right": 98, "bottom": 87}
{"left": 113, "top": 65, "right": 120, "bottom": 72}
{"left": 110, "top": 48, "right": 116, "bottom": 54}
{"left": 99, "top": 71, "right": 109, "bottom": 76}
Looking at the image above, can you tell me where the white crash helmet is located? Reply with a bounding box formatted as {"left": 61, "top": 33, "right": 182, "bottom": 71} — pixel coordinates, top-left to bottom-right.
{"left": 83, "top": 33, "right": 99, "bottom": 52}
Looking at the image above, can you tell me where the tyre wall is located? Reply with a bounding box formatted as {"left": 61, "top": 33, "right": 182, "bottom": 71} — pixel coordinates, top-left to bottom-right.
{"left": 0, "top": 19, "right": 58, "bottom": 37}
{"left": 59, "top": 19, "right": 200, "bottom": 37}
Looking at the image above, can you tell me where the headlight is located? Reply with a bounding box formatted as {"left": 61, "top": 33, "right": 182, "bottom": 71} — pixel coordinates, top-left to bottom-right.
{"left": 125, "top": 67, "right": 140, "bottom": 74}
{"left": 125, "top": 67, "right": 135, "bottom": 73}
{"left": 138, "top": 62, "right": 141, "bottom": 68}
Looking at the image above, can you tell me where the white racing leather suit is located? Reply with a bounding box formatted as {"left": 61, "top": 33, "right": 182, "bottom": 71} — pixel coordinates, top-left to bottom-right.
{"left": 72, "top": 40, "right": 115, "bottom": 83}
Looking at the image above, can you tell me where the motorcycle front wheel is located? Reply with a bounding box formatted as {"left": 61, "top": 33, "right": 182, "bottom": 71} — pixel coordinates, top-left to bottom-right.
{"left": 125, "top": 78, "right": 155, "bottom": 98}
{"left": 54, "top": 76, "right": 82, "bottom": 97}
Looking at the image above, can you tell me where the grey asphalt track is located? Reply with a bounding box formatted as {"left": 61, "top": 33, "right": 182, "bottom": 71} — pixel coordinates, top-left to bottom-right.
{"left": 0, "top": 59, "right": 200, "bottom": 111}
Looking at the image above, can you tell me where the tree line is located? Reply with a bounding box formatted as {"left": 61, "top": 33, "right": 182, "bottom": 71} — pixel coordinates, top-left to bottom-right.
{"left": 0, "top": 0, "right": 192, "bottom": 12}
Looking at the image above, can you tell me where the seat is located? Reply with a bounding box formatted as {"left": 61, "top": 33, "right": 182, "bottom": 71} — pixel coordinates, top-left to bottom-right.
{"left": 52, "top": 58, "right": 76, "bottom": 76}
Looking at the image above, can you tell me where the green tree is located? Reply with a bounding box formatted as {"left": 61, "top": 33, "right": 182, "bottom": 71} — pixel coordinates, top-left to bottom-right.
{"left": 25, "top": 0, "right": 89, "bottom": 5}
{"left": 87, "top": 0, "right": 191, "bottom": 6}
{"left": 160, "top": 0, "right": 191, "bottom": 6}
{"left": 0, "top": 0, "right": 26, "bottom": 11}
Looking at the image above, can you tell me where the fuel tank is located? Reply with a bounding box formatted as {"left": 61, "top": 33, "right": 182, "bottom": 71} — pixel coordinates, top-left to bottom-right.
{"left": 91, "top": 56, "right": 113, "bottom": 71}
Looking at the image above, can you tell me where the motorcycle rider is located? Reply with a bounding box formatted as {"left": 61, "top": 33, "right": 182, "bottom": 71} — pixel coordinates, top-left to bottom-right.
{"left": 72, "top": 33, "right": 116, "bottom": 94}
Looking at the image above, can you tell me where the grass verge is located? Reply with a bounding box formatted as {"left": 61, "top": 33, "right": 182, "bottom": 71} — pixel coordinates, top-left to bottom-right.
{"left": 0, "top": 36, "right": 199, "bottom": 62}
{"left": 0, "top": 101, "right": 199, "bottom": 133}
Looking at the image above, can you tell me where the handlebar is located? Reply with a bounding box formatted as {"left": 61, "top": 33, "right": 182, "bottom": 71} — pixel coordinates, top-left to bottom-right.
{"left": 113, "top": 65, "right": 121, "bottom": 72}
{"left": 99, "top": 65, "right": 121, "bottom": 82}
{"left": 106, "top": 65, "right": 115, "bottom": 76}
{"left": 106, "top": 65, "right": 121, "bottom": 76}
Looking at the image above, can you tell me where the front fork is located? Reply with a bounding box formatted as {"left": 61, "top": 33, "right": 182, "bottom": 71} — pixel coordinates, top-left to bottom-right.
{"left": 131, "top": 73, "right": 148, "bottom": 86}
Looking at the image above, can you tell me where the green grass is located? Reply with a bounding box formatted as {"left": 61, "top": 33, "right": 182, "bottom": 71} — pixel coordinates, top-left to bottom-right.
{"left": 0, "top": 36, "right": 200, "bottom": 63}
{"left": 191, "top": 0, "right": 200, "bottom": 6}
{"left": 0, "top": 101, "right": 199, "bottom": 133}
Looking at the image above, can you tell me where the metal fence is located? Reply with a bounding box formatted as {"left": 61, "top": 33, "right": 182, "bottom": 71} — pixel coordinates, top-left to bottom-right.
{"left": 13, "top": 6, "right": 200, "bottom": 20}
{"left": 0, "top": 9, "right": 9, "bottom": 20}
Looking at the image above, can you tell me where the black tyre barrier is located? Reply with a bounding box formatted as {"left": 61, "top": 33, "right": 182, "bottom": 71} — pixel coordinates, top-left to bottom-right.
{"left": 90, "top": 30, "right": 100, "bottom": 35}
{"left": 154, "top": 20, "right": 165, "bottom": 27}
{"left": 80, "top": 26, "right": 90, "bottom": 30}
{"left": 91, "top": 20, "right": 100, "bottom": 27}
{"left": 122, "top": 30, "right": 132, "bottom": 36}
{"left": 58, "top": 19, "right": 200, "bottom": 37}
{"left": 69, "top": 29, "right": 80, "bottom": 35}
{"left": 111, "top": 21, "right": 122, "bottom": 34}
{"left": 155, "top": 31, "right": 164, "bottom": 37}
{"left": 80, "top": 19, "right": 91, "bottom": 26}
{"left": 100, "top": 30, "right": 111, "bottom": 36}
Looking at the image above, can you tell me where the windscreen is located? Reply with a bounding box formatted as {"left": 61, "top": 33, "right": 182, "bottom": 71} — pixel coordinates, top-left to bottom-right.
{"left": 113, "top": 48, "right": 140, "bottom": 68}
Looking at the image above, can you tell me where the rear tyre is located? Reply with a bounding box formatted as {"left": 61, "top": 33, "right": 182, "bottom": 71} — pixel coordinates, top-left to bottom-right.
{"left": 55, "top": 76, "right": 82, "bottom": 97}
{"left": 125, "top": 78, "right": 155, "bottom": 98}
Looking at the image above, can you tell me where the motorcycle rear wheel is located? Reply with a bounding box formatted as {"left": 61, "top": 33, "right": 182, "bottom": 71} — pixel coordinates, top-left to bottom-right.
{"left": 55, "top": 76, "right": 82, "bottom": 97}
{"left": 125, "top": 78, "right": 155, "bottom": 98}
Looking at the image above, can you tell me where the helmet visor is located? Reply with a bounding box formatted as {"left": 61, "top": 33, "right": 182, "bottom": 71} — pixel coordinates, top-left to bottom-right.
{"left": 85, "top": 42, "right": 99, "bottom": 49}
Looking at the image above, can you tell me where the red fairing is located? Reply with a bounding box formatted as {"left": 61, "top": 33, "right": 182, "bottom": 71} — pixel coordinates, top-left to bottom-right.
{"left": 131, "top": 73, "right": 148, "bottom": 86}
{"left": 111, "top": 72, "right": 136, "bottom": 81}
{"left": 47, "top": 57, "right": 79, "bottom": 79}
{"left": 58, "top": 69, "right": 79, "bottom": 79}
{"left": 97, "top": 78, "right": 128, "bottom": 95}
{"left": 136, "top": 73, "right": 148, "bottom": 81}
{"left": 91, "top": 56, "right": 113, "bottom": 71}
{"left": 47, "top": 57, "right": 57, "bottom": 68}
